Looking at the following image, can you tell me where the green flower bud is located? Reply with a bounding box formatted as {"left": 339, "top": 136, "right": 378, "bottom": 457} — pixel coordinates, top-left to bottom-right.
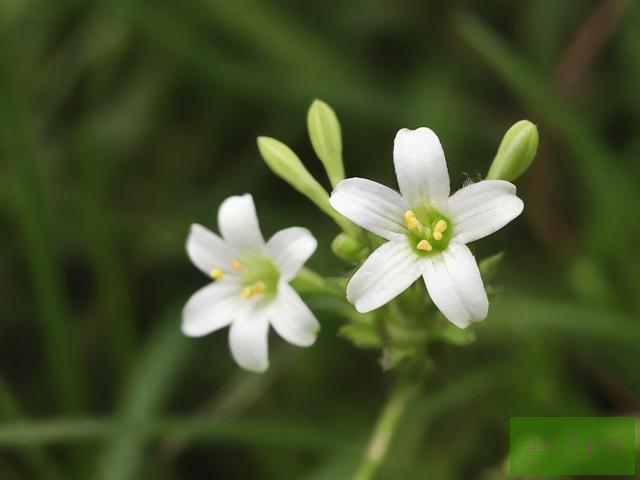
{"left": 257, "top": 136, "right": 359, "bottom": 237}
{"left": 331, "top": 232, "right": 368, "bottom": 262}
{"left": 307, "top": 99, "right": 345, "bottom": 188}
{"left": 486, "top": 120, "right": 538, "bottom": 182}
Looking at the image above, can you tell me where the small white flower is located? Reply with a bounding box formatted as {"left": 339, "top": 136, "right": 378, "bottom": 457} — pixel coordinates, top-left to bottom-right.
{"left": 183, "top": 194, "right": 320, "bottom": 372}
{"left": 329, "top": 128, "right": 524, "bottom": 328}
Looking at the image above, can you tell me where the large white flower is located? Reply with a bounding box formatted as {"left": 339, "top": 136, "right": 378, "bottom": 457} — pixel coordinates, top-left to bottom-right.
{"left": 183, "top": 194, "right": 320, "bottom": 372}
{"left": 329, "top": 128, "right": 524, "bottom": 328}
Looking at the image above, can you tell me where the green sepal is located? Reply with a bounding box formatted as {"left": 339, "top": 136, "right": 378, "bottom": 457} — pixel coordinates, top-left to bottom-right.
{"left": 338, "top": 322, "right": 382, "bottom": 349}
{"left": 427, "top": 319, "right": 477, "bottom": 346}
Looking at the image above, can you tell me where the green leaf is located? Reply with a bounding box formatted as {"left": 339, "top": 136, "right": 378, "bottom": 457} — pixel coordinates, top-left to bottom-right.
{"left": 338, "top": 323, "right": 382, "bottom": 349}
{"left": 428, "top": 320, "right": 476, "bottom": 346}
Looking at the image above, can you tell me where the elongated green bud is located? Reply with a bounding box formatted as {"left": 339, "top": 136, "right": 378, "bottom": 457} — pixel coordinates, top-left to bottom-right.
{"left": 257, "top": 136, "right": 328, "bottom": 210}
{"left": 307, "top": 99, "right": 344, "bottom": 188}
{"left": 486, "top": 120, "right": 538, "bottom": 182}
{"left": 257, "top": 136, "right": 359, "bottom": 237}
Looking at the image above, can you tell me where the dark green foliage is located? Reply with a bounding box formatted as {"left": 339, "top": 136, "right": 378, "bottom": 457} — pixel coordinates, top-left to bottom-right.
{"left": 0, "top": 1, "right": 638, "bottom": 478}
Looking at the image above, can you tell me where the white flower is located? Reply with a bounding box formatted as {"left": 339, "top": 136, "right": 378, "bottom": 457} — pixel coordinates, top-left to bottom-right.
{"left": 183, "top": 194, "right": 320, "bottom": 372}
{"left": 329, "top": 128, "right": 524, "bottom": 328}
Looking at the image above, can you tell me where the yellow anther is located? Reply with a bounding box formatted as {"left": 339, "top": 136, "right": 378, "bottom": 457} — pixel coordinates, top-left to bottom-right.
{"left": 210, "top": 268, "right": 224, "bottom": 280}
{"left": 404, "top": 210, "right": 418, "bottom": 230}
{"left": 241, "top": 281, "right": 267, "bottom": 299}
{"left": 416, "top": 239, "right": 432, "bottom": 251}
{"left": 434, "top": 219, "right": 447, "bottom": 233}
{"left": 433, "top": 231, "right": 443, "bottom": 241}
{"left": 231, "top": 258, "right": 242, "bottom": 270}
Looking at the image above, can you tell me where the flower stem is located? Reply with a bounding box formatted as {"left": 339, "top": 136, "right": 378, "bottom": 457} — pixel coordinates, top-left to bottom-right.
{"left": 291, "top": 267, "right": 345, "bottom": 299}
{"left": 352, "top": 380, "right": 418, "bottom": 480}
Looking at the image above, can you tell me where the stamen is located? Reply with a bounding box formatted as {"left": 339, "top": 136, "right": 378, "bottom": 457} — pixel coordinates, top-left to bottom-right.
{"left": 433, "top": 231, "right": 443, "bottom": 241}
{"left": 404, "top": 210, "right": 418, "bottom": 231}
{"left": 232, "top": 259, "right": 242, "bottom": 270}
{"left": 434, "top": 219, "right": 447, "bottom": 233}
{"left": 416, "top": 239, "right": 432, "bottom": 251}
{"left": 241, "top": 280, "right": 267, "bottom": 299}
{"left": 210, "top": 268, "right": 224, "bottom": 280}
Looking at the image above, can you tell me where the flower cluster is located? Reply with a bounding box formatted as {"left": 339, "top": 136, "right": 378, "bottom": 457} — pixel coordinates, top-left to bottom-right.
{"left": 182, "top": 100, "right": 536, "bottom": 372}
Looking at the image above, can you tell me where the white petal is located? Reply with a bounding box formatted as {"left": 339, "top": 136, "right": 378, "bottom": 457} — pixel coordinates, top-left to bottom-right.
{"left": 186, "top": 224, "right": 235, "bottom": 275}
{"left": 347, "top": 240, "right": 421, "bottom": 313}
{"left": 422, "top": 244, "right": 488, "bottom": 329}
{"left": 266, "top": 227, "right": 317, "bottom": 282}
{"left": 447, "top": 180, "right": 524, "bottom": 244}
{"left": 393, "top": 128, "right": 450, "bottom": 205}
{"left": 181, "top": 281, "right": 243, "bottom": 337}
{"left": 329, "top": 178, "right": 407, "bottom": 240}
{"left": 217, "top": 194, "right": 265, "bottom": 254}
{"left": 270, "top": 283, "right": 320, "bottom": 347}
{"left": 228, "top": 305, "right": 271, "bottom": 373}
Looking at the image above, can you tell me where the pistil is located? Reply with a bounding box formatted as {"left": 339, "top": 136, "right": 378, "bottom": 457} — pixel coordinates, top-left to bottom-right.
{"left": 404, "top": 207, "right": 452, "bottom": 255}
{"left": 241, "top": 280, "right": 267, "bottom": 299}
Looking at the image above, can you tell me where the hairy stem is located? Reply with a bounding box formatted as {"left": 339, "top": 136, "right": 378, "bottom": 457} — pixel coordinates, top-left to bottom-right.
{"left": 291, "top": 267, "right": 346, "bottom": 299}
{"left": 352, "top": 380, "right": 418, "bottom": 480}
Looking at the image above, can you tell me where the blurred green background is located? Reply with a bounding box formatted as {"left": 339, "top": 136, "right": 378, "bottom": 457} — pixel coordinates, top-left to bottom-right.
{"left": 1, "top": 0, "right": 639, "bottom": 479}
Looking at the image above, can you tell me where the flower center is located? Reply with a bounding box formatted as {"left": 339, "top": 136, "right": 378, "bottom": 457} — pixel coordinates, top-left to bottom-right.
{"left": 404, "top": 206, "right": 452, "bottom": 256}
{"left": 210, "top": 255, "right": 279, "bottom": 300}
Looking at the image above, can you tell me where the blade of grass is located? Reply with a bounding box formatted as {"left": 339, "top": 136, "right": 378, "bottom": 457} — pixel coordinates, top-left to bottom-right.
{"left": 0, "top": 12, "right": 87, "bottom": 413}
{"left": 483, "top": 294, "right": 640, "bottom": 343}
{"left": 0, "top": 378, "right": 63, "bottom": 480}
{"left": 157, "top": 347, "right": 292, "bottom": 461}
{"left": 453, "top": 13, "right": 639, "bottom": 284}
{"left": 0, "top": 417, "right": 352, "bottom": 452}
{"left": 112, "top": 1, "right": 298, "bottom": 103}
{"left": 112, "top": 1, "right": 399, "bottom": 122}
{"left": 198, "top": 0, "right": 354, "bottom": 78}
{"left": 196, "top": 0, "right": 398, "bottom": 116}
{"left": 72, "top": 124, "right": 137, "bottom": 378}
{"left": 94, "top": 309, "right": 190, "bottom": 480}
{"left": 29, "top": 7, "right": 138, "bottom": 378}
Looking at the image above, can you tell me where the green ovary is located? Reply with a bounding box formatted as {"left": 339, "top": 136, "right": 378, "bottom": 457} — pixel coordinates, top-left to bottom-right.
{"left": 404, "top": 205, "right": 453, "bottom": 256}
{"left": 238, "top": 255, "right": 279, "bottom": 299}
